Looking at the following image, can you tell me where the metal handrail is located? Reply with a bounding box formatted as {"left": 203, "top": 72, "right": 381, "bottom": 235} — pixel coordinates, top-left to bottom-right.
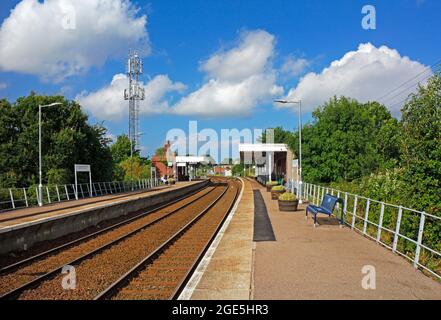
{"left": 301, "top": 181, "right": 441, "bottom": 280}
{"left": 0, "top": 178, "right": 163, "bottom": 213}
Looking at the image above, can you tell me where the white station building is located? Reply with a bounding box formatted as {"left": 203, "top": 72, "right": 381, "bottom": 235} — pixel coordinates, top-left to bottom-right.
{"left": 238, "top": 143, "right": 296, "bottom": 183}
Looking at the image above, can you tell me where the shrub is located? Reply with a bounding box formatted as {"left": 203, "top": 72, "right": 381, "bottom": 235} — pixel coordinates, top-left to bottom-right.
{"left": 279, "top": 192, "right": 296, "bottom": 201}
{"left": 272, "top": 185, "right": 285, "bottom": 191}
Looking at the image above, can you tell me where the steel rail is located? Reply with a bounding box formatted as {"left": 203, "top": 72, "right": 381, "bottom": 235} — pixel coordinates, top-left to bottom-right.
{"left": 94, "top": 181, "right": 235, "bottom": 300}
{"left": 169, "top": 181, "right": 240, "bottom": 300}
{"left": 0, "top": 184, "right": 224, "bottom": 300}
{"left": 0, "top": 184, "right": 213, "bottom": 274}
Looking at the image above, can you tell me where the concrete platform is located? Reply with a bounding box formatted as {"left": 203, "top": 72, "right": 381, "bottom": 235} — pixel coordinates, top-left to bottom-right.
{"left": 0, "top": 180, "right": 208, "bottom": 255}
{"left": 250, "top": 179, "right": 441, "bottom": 300}
{"left": 180, "top": 178, "right": 254, "bottom": 300}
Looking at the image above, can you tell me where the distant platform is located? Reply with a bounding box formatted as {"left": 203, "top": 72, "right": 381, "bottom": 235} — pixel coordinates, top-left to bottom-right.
{"left": 0, "top": 181, "right": 199, "bottom": 231}
{"left": 0, "top": 180, "right": 208, "bottom": 255}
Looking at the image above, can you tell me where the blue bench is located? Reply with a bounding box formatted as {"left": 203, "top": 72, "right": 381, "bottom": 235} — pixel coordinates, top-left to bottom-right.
{"left": 306, "top": 194, "right": 344, "bottom": 227}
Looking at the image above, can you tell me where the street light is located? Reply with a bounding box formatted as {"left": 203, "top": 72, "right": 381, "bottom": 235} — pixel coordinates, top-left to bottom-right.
{"left": 38, "top": 102, "right": 62, "bottom": 206}
{"left": 274, "top": 99, "right": 303, "bottom": 204}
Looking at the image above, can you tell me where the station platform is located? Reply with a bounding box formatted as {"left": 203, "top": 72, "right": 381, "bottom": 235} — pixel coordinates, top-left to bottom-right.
{"left": 250, "top": 179, "right": 441, "bottom": 300}
{"left": 180, "top": 178, "right": 254, "bottom": 300}
{"left": 0, "top": 181, "right": 201, "bottom": 231}
{"left": 0, "top": 180, "right": 207, "bottom": 255}
{"left": 183, "top": 178, "right": 441, "bottom": 300}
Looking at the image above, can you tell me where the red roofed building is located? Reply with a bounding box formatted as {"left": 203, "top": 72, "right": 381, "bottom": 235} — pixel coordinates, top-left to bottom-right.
{"left": 151, "top": 141, "right": 175, "bottom": 178}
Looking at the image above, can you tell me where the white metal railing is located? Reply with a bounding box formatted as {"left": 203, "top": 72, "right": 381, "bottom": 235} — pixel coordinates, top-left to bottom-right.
{"left": 300, "top": 181, "right": 441, "bottom": 280}
{"left": 0, "top": 179, "right": 163, "bottom": 213}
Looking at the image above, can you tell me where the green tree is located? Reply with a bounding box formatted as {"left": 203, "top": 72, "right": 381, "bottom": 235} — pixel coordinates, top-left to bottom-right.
{"left": 0, "top": 93, "right": 113, "bottom": 187}
{"left": 400, "top": 74, "right": 441, "bottom": 215}
{"left": 119, "top": 156, "right": 151, "bottom": 181}
{"left": 110, "top": 135, "right": 133, "bottom": 164}
{"left": 291, "top": 97, "right": 400, "bottom": 183}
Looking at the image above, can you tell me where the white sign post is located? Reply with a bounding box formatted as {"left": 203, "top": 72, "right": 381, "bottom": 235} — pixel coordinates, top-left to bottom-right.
{"left": 74, "top": 164, "right": 92, "bottom": 200}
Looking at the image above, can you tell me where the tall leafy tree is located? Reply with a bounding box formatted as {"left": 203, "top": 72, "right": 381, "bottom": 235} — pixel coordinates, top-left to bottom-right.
{"left": 400, "top": 74, "right": 441, "bottom": 215}
{"left": 0, "top": 93, "right": 113, "bottom": 187}
{"left": 290, "top": 97, "right": 400, "bottom": 183}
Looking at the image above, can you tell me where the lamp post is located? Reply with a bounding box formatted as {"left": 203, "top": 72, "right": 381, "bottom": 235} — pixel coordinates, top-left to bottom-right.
{"left": 38, "top": 102, "right": 62, "bottom": 206}
{"left": 274, "top": 99, "right": 303, "bottom": 204}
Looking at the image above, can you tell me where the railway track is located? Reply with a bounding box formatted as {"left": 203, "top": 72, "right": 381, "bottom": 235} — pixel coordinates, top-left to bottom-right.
{"left": 0, "top": 183, "right": 218, "bottom": 298}
{"left": 0, "top": 178, "right": 239, "bottom": 300}
{"left": 97, "top": 179, "right": 240, "bottom": 300}
{"left": 0, "top": 184, "right": 213, "bottom": 273}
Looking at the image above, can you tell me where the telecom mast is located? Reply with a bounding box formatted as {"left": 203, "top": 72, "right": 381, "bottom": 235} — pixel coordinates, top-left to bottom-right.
{"left": 124, "top": 50, "right": 145, "bottom": 151}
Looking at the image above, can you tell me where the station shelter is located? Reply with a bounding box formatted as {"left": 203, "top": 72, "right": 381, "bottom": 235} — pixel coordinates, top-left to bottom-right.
{"left": 238, "top": 143, "right": 296, "bottom": 184}
{"left": 175, "top": 156, "right": 212, "bottom": 181}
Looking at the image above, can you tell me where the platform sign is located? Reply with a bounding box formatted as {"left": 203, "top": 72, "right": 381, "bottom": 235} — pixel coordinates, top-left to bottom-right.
{"left": 74, "top": 164, "right": 92, "bottom": 200}
{"left": 292, "top": 159, "right": 299, "bottom": 168}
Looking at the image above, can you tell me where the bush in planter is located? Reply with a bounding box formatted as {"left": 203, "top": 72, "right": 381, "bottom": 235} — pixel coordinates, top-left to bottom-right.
{"left": 278, "top": 192, "right": 299, "bottom": 211}
{"left": 271, "top": 185, "right": 285, "bottom": 200}
{"left": 265, "top": 181, "right": 278, "bottom": 192}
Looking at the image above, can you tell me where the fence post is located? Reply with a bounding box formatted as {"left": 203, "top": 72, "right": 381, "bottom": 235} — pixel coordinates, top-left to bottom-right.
{"left": 377, "top": 202, "right": 385, "bottom": 243}
{"left": 392, "top": 206, "right": 403, "bottom": 253}
{"left": 363, "top": 199, "right": 370, "bottom": 234}
{"left": 64, "top": 185, "right": 70, "bottom": 200}
{"left": 56, "top": 185, "right": 61, "bottom": 202}
{"left": 73, "top": 184, "right": 78, "bottom": 200}
{"left": 36, "top": 187, "right": 39, "bottom": 205}
{"left": 414, "top": 212, "right": 426, "bottom": 269}
{"left": 108, "top": 182, "right": 113, "bottom": 194}
{"left": 9, "top": 189, "right": 15, "bottom": 209}
{"left": 46, "top": 186, "right": 51, "bottom": 204}
{"left": 352, "top": 196, "right": 358, "bottom": 230}
{"left": 23, "top": 188, "right": 29, "bottom": 207}
{"left": 80, "top": 184, "right": 85, "bottom": 198}
{"left": 336, "top": 191, "right": 340, "bottom": 211}
{"left": 343, "top": 193, "right": 348, "bottom": 223}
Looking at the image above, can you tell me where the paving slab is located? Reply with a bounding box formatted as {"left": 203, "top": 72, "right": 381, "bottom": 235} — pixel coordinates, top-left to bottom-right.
{"left": 251, "top": 179, "right": 441, "bottom": 300}
{"left": 182, "top": 178, "right": 254, "bottom": 300}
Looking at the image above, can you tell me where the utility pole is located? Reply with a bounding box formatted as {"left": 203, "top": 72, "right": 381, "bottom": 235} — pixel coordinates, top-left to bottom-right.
{"left": 274, "top": 100, "right": 303, "bottom": 203}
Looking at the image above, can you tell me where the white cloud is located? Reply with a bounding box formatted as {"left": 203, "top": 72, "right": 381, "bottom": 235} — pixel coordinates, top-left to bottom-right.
{"left": 280, "top": 55, "right": 310, "bottom": 77}
{"left": 0, "top": 0, "right": 148, "bottom": 81}
{"left": 0, "top": 82, "right": 7, "bottom": 90}
{"left": 281, "top": 43, "right": 429, "bottom": 115}
{"left": 76, "top": 73, "right": 186, "bottom": 121}
{"left": 172, "top": 30, "right": 283, "bottom": 117}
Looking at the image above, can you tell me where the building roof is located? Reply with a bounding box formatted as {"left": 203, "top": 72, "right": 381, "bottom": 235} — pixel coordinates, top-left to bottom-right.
{"left": 175, "top": 156, "right": 211, "bottom": 164}
{"left": 238, "top": 143, "right": 289, "bottom": 152}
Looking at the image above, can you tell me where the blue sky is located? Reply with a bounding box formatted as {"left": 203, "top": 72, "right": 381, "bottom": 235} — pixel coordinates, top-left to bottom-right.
{"left": 0, "top": 0, "right": 440, "bottom": 160}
